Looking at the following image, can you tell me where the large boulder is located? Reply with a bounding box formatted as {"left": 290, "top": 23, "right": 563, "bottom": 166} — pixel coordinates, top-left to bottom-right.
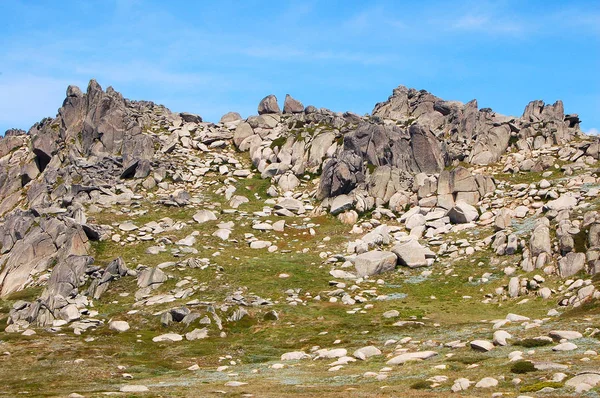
{"left": 367, "top": 166, "right": 410, "bottom": 203}
{"left": 558, "top": 252, "right": 586, "bottom": 278}
{"left": 546, "top": 195, "right": 578, "bottom": 211}
{"left": 233, "top": 122, "right": 254, "bottom": 147}
{"left": 468, "top": 124, "right": 511, "bottom": 165}
{"left": 258, "top": 95, "right": 281, "bottom": 115}
{"left": 588, "top": 223, "right": 600, "bottom": 248}
{"left": 450, "top": 166, "right": 478, "bottom": 192}
{"left": 283, "top": 94, "right": 304, "bottom": 114}
{"left": 180, "top": 112, "right": 202, "bottom": 123}
{"left": 409, "top": 124, "right": 445, "bottom": 173}
{"left": 317, "top": 152, "right": 364, "bottom": 199}
{"left": 220, "top": 112, "right": 242, "bottom": 124}
{"left": 392, "top": 240, "right": 434, "bottom": 268}
{"left": 386, "top": 351, "right": 438, "bottom": 365}
{"left": 446, "top": 201, "right": 479, "bottom": 224}
{"left": 354, "top": 251, "right": 397, "bottom": 277}
{"left": 529, "top": 219, "right": 552, "bottom": 257}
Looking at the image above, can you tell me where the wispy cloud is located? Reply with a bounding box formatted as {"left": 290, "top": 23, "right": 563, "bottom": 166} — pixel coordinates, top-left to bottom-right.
{"left": 341, "top": 5, "right": 407, "bottom": 33}
{"left": 588, "top": 128, "right": 599, "bottom": 136}
{"left": 238, "top": 45, "right": 399, "bottom": 66}
{"left": 452, "top": 13, "right": 524, "bottom": 35}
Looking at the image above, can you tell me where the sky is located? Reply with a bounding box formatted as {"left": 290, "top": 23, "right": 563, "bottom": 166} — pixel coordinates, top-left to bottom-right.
{"left": 0, "top": 0, "right": 599, "bottom": 134}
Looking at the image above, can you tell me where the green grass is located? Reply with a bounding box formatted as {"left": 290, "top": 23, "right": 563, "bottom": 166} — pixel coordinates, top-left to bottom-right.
{"left": 520, "top": 381, "right": 564, "bottom": 393}
{"left": 511, "top": 360, "right": 536, "bottom": 374}
{"left": 513, "top": 338, "right": 553, "bottom": 348}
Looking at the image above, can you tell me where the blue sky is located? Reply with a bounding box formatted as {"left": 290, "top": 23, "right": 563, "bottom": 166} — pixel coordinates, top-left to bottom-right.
{"left": 1, "top": 0, "right": 599, "bottom": 134}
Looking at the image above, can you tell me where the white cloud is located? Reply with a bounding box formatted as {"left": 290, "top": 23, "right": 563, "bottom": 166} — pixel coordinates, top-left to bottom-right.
{"left": 587, "top": 128, "right": 599, "bottom": 136}
{"left": 238, "top": 45, "right": 398, "bottom": 66}
{"left": 453, "top": 15, "right": 489, "bottom": 29}
{"left": 450, "top": 12, "right": 524, "bottom": 35}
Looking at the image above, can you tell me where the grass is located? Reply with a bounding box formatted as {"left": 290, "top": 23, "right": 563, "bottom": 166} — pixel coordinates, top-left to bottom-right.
{"left": 520, "top": 381, "right": 564, "bottom": 393}
{"left": 510, "top": 360, "right": 536, "bottom": 374}
{"left": 513, "top": 338, "right": 553, "bottom": 348}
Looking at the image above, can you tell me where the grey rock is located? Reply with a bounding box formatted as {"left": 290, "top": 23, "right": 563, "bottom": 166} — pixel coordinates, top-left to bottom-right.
{"left": 137, "top": 267, "right": 167, "bottom": 289}
{"left": 354, "top": 251, "right": 397, "bottom": 277}
{"left": 392, "top": 240, "right": 433, "bottom": 268}
{"left": 258, "top": 95, "right": 281, "bottom": 114}
{"left": 558, "top": 252, "right": 586, "bottom": 278}
{"left": 220, "top": 112, "right": 242, "bottom": 123}
{"left": 180, "top": 112, "right": 202, "bottom": 123}
{"left": 565, "top": 372, "right": 600, "bottom": 389}
{"left": 470, "top": 340, "right": 494, "bottom": 352}
{"left": 447, "top": 200, "right": 479, "bottom": 224}
{"left": 529, "top": 219, "right": 552, "bottom": 257}
{"left": 546, "top": 195, "right": 578, "bottom": 211}
{"left": 185, "top": 328, "right": 208, "bottom": 341}
{"left": 386, "top": 351, "right": 437, "bottom": 365}
{"left": 233, "top": 122, "right": 254, "bottom": 147}
{"left": 330, "top": 195, "right": 354, "bottom": 215}
{"left": 193, "top": 210, "right": 217, "bottom": 224}
{"left": 283, "top": 94, "right": 304, "bottom": 114}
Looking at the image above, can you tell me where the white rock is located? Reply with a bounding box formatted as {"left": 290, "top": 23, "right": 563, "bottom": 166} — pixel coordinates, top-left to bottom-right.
{"left": 451, "top": 378, "right": 471, "bottom": 392}
{"left": 475, "top": 377, "right": 498, "bottom": 388}
{"left": 281, "top": 351, "right": 310, "bottom": 361}
{"left": 120, "top": 385, "right": 149, "bottom": 392}
{"left": 193, "top": 210, "right": 217, "bottom": 224}
{"left": 353, "top": 346, "right": 382, "bottom": 360}
{"left": 152, "top": 333, "right": 183, "bottom": 342}
{"left": 109, "top": 321, "right": 130, "bottom": 332}
{"left": 225, "top": 381, "right": 248, "bottom": 387}
{"left": 553, "top": 342, "right": 577, "bottom": 351}
{"left": 549, "top": 330, "right": 582, "bottom": 340}
{"left": 185, "top": 328, "right": 208, "bottom": 341}
{"left": 386, "top": 351, "right": 438, "bottom": 365}
{"left": 565, "top": 373, "right": 600, "bottom": 389}
{"left": 493, "top": 330, "right": 512, "bottom": 346}
{"left": 315, "top": 348, "right": 347, "bottom": 359}
{"left": 470, "top": 340, "right": 494, "bottom": 352}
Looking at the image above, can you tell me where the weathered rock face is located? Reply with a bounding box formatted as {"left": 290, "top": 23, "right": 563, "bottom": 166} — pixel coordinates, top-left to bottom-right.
{"left": 0, "top": 212, "right": 89, "bottom": 297}
{"left": 0, "top": 79, "right": 168, "bottom": 298}
{"left": 372, "top": 85, "right": 581, "bottom": 166}
{"left": 7, "top": 254, "right": 95, "bottom": 326}
{"left": 229, "top": 84, "right": 583, "bottom": 208}
{"left": 1, "top": 76, "right": 599, "bottom": 393}
{"left": 318, "top": 151, "right": 365, "bottom": 200}
{"left": 317, "top": 123, "right": 445, "bottom": 200}
{"left": 23, "top": 80, "right": 160, "bottom": 189}
{"left": 0, "top": 78, "right": 591, "bottom": 333}
{"left": 392, "top": 240, "right": 434, "bottom": 268}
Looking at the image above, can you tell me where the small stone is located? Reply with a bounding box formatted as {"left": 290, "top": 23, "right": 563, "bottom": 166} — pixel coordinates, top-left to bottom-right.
{"left": 120, "top": 385, "right": 149, "bottom": 392}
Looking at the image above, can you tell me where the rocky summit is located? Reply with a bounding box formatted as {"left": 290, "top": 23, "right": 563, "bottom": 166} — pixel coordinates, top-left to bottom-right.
{"left": 0, "top": 80, "right": 599, "bottom": 397}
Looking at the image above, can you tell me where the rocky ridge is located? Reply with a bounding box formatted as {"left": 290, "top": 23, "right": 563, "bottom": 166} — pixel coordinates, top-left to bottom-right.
{"left": 0, "top": 81, "right": 598, "bottom": 396}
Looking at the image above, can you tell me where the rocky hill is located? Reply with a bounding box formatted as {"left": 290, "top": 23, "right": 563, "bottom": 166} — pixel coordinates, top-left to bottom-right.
{"left": 0, "top": 80, "right": 598, "bottom": 396}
